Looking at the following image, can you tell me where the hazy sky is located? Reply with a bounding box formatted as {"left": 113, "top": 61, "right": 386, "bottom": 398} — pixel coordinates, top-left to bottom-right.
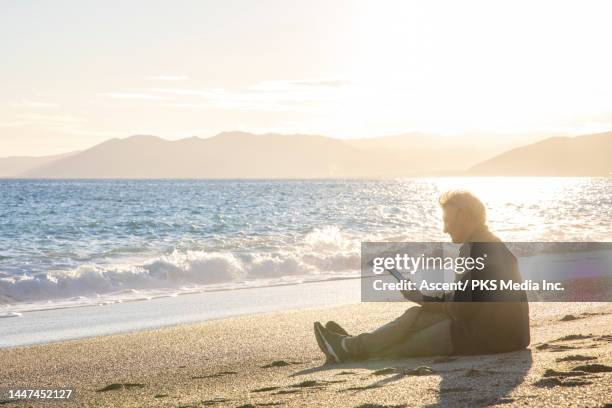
{"left": 2, "top": 0, "right": 612, "bottom": 156}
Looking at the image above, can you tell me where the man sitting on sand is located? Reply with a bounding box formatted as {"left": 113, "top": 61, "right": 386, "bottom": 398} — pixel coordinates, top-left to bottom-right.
{"left": 314, "top": 190, "right": 530, "bottom": 363}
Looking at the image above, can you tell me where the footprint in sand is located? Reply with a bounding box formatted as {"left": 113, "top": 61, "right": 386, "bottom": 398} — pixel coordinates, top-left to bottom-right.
{"left": 553, "top": 334, "right": 595, "bottom": 342}
{"left": 201, "top": 397, "right": 229, "bottom": 406}
{"left": 96, "top": 383, "right": 145, "bottom": 392}
{"left": 261, "top": 360, "right": 303, "bottom": 368}
{"left": 252, "top": 386, "right": 280, "bottom": 393}
{"left": 336, "top": 370, "right": 357, "bottom": 376}
{"left": 292, "top": 380, "right": 323, "bottom": 388}
{"left": 538, "top": 333, "right": 609, "bottom": 353}
{"left": 273, "top": 389, "right": 301, "bottom": 395}
{"left": 560, "top": 312, "right": 609, "bottom": 321}
{"left": 292, "top": 379, "right": 346, "bottom": 388}
{"left": 340, "top": 384, "right": 381, "bottom": 392}
{"left": 543, "top": 369, "right": 588, "bottom": 377}
{"left": 371, "top": 366, "right": 435, "bottom": 377}
{"left": 354, "top": 404, "right": 408, "bottom": 408}
{"left": 533, "top": 363, "right": 612, "bottom": 388}
{"left": 556, "top": 355, "right": 597, "bottom": 362}
{"left": 572, "top": 364, "right": 612, "bottom": 373}
{"left": 252, "top": 379, "right": 346, "bottom": 395}
{"left": 192, "top": 371, "right": 237, "bottom": 379}
{"left": 534, "top": 377, "right": 592, "bottom": 388}
{"left": 581, "top": 312, "right": 608, "bottom": 317}
{"left": 536, "top": 343, "right": 577, "bottom": 352}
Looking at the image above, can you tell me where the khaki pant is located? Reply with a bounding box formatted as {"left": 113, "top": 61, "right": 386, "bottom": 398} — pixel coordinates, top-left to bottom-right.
{"left": 345, "top": 305, "right": 453, "bottom": 359}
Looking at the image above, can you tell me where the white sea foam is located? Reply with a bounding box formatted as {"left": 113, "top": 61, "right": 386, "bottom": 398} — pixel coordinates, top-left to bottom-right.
{"left": 0, "top": 311, "right": 21, "bottom": 318}
{"left": 0, "top": 226, "right": 361, "bottom": 311}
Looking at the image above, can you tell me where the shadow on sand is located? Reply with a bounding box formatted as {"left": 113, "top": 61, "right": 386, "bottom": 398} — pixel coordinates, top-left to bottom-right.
{"left": 292, "top": 349, "right": 533, "bottom": 407}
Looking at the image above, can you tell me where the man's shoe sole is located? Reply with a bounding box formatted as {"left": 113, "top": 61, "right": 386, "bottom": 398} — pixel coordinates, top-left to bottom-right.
{"left": 314, "top": 322, "right": 342, "bottom": 364}
{"left": 314, "top": 322, "right": 334, "bottom": 362}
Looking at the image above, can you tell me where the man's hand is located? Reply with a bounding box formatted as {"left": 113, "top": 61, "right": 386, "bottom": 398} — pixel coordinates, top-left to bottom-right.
{"left": 367, "top": 259, "right": 425, "bottom": 304}
{"left": 400, "top": 281, "right": 424, "bottom": 305}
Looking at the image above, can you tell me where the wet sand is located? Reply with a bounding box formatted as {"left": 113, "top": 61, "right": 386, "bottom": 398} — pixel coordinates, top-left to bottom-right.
{"left": 1, "top": 302, "right": 611, "bottom": 407}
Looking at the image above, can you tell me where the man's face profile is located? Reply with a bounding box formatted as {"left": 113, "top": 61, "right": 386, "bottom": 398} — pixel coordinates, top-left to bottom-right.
{"left": 442, "top": 206, "right": 463, "bottom": 243}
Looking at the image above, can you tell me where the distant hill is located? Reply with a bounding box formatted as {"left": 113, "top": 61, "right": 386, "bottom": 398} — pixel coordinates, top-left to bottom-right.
{"left": 19, "top": 131, "right": 489, "bottom": 179}
{"left": 346, "top": 132, "right": 524, "bottom": 172}
{"left": 0, "top": 151, "right": 79, "bottom": 178}
{"left": 3, "top": 131, "right": 610, "bottom": 178}
{"left": 19, "top": 132, "right": 379, "bottom": 178}
{"left": 468, "top": 132, "right": 612, "bottom": 176}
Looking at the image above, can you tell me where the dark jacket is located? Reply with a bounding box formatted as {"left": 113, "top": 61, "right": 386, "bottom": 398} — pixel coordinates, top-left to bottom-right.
{"left": 423, "top": 227, "right": 530, "bottom": 354}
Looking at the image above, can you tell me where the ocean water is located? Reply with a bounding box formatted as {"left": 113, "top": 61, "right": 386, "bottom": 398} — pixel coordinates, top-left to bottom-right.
{"left": 0, "top": 178, "right": 610, "bottom": 315}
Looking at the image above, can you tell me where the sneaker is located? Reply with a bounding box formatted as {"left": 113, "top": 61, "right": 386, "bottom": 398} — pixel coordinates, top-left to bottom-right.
{"left": 314, "top": 321, "right": 334, "bottom": 363}
{"left": 314, "top": 321, "right": 350, "bottom": 363}
{"left": 325, "top": 320, "right": 349, "bottom": 336}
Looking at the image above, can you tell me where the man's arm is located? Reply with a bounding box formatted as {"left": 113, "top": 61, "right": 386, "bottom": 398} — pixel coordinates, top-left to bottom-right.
{"left": 400, "top": 283, "right": 425, "bottom": 305}
{"left": 420, "top": 291, "right": 447, "bottom": 312}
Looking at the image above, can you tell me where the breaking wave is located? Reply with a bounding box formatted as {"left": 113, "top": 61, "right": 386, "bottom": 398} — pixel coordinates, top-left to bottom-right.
{"left": 0, "top": 226, "right": 361, "bottom": 308}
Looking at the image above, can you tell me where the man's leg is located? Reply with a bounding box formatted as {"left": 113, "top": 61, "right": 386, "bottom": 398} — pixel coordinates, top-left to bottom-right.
{"left": 343, "top": 305, "right": 424, "bottom": 359}
{"left": 376, "top": 316, "right": 453, "bottom": 358}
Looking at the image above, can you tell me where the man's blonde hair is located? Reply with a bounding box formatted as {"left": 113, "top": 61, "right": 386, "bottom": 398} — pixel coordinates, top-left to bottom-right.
{"left": 439, "top": 190, "right": 487, "bottom": 226}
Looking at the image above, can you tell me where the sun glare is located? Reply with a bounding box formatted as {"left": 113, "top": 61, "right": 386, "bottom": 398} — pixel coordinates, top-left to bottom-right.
{"left": 335, "top": 0, "right": 612, "bottom": 135}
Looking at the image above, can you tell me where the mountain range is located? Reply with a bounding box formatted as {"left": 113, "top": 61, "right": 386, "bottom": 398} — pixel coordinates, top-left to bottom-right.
{"left": 1, "top": 131, "right": 610, "bottom": 178}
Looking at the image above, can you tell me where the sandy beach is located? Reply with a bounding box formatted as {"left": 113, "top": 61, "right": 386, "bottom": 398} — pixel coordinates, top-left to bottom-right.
{"left": 3, "top": 1, "right": 612, "bottom": 407}
{"left": 1, "top": 301, "right": 611, "bottom": 407}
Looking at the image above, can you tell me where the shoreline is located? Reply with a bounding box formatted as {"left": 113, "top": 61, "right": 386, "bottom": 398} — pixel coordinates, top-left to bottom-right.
{"left": 0, "top": 278, "right": 362, "bottom": 348}
{"left": 0, "top": 274, "right": 363, "bottom": 316}
{"left": 2, "top": 301, "right": 611, "bottom": 407}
